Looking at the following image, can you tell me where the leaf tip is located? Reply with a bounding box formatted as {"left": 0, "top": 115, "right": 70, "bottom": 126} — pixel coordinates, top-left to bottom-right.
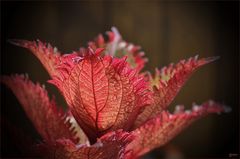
{"left": 8, "top": 39, "right": 29, "bottom": 48}
{"left": 204, "top": 56, "right": 220, "bottom": 63}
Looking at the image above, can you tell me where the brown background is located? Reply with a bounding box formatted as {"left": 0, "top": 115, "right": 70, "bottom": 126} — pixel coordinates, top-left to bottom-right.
{"left": 1, "top": 1, "right": 239, "bottom": 158}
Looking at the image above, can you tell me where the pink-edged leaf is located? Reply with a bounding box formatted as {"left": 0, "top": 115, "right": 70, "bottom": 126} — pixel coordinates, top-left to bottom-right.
{"left": 134, "top": 56, "right": 219, "bottom": 127}
{"left": 88, "top": 27, "right": 148, "bottom": 72}
{"left": 42, "top": 130, "right": 134, "bottom": 159}
{"left": 49, "top": 48, "right": 151, "bottom": 143}
{"left": 1, "top": 75, "right": 79, "bottom": 144}
{"left": 126, "top": 100, "right": 230, "bottom": 158}
{"left": 9, "top": 39, "right": 61, "bottom": 78}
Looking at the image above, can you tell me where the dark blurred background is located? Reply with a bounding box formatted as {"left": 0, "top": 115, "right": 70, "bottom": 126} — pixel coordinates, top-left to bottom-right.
{"left": 1, "top": 1, "right": 239, "bottom": 158}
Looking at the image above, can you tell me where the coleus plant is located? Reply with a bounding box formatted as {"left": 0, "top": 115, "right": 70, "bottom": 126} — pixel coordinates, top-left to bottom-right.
{"left": 1, "top": 27, "right": 230, "bottom": 159}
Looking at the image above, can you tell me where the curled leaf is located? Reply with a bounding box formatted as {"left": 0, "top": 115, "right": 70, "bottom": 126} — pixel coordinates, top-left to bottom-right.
{"left": 127, "top": 100, "right": 229, "bottom": 158}
{"left": 9, "top": 39, "right": 61, "bottom": 78}
{"left": 1, "top": 75, "right": 79, "bottom": 144}
{"left": 88, "top": 27, "right": 148, "bottom": 72}
{"left": 134, "top": 56, "right": 219, "bottom": 127}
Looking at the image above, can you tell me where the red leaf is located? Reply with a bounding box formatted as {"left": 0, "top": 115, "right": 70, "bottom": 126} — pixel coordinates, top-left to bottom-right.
{"left": 127, "top": 101, "right": 230, "bottom": 158}
{"left": 134, "top": 56, "right": 219, "bottom": 127}
{"left": 88, "top": 27, "right": 148, "bottom": 72}
{"left": 1, "top": 75, "right": 79, "bottom": 144}
{"left": 43, "top": 130, "right": 134, "bottom": 159}
{"left": 49, "top": 48, "right": 151, "bottom": 143}
{"left": 9, "top": 39, "right": 61, "bottom": 78}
